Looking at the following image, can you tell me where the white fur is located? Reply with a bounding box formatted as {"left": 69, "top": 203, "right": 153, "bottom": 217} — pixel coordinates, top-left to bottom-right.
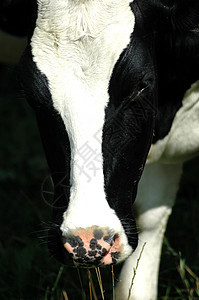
{"left": 116, "top": 162, "right": 183, "bottom": 300}
{"left": 31, "top": 0, "right": 135, "bottom": 261}
{"left": 148, "top": 80, "right": 199, "bottom": 164}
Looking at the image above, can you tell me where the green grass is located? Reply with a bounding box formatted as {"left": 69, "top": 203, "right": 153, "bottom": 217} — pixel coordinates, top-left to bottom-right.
{"left": 0, "top": 63, "right": 198, "bottom": 299}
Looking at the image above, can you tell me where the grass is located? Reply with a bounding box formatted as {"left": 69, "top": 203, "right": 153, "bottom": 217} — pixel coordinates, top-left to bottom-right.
{"left": 159, "top": 238, "right": 199, "bottom": 299}
{"left": 0, "top": 63, "right": 199, "bottom": 299}
{"left": 127, "top": 243, "right": 146, "bottom": 300}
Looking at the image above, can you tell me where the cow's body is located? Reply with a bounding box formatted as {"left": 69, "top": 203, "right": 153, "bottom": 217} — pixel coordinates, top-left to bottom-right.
{"left": 118, "top": 81, "right": 199, "bottom": 299}
{"left": 1, "top": 0, "right": 199, "bottom": 299}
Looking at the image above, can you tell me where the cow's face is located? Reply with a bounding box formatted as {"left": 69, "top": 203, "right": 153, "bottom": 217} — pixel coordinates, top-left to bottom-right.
{"left": 19, "top": 0, "right": 157, "bottom": 267}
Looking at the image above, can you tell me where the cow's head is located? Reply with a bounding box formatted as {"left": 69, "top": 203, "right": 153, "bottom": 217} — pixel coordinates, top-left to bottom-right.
{"left": 19, "top": 0, "right": 157, "bottom": 267}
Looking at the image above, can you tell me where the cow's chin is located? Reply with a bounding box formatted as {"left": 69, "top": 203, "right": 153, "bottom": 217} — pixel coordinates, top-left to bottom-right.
{"left": 48, "top": 225, "right": 134, "bottom": 268}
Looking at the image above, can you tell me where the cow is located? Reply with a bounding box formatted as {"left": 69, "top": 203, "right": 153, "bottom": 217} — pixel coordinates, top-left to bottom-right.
{"left": 1, "top": 0, "right": 199, "bottom": 299}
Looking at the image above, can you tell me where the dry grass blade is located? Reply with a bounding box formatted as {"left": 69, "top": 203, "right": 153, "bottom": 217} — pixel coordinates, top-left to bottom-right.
{"left": 111, "top": 265, "right": 115, "bottom": 300}
{"left": 127, "top": 242, "right": 146, "bottom": 300}
{"left": 95, "top": 267, "right": 105, "bottom": 300}
{"left": 87, "top": 269, "right": 93, "bottom": 300}
{"left": 62, "top": 290, "right": 69, "bottom": 300}
{"left": 77, "top": 267, "right": 86, "bottom": 300}
{"left": 184, "top": 264, "right": 199, "bottom": 290}
{"left": 87, "top": 269, "right": 98, "bottom": 300}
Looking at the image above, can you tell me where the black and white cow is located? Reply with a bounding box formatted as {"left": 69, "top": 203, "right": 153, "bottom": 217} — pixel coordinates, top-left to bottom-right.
{"left": 1, "top": 0, "right": 199, "bottom": 299}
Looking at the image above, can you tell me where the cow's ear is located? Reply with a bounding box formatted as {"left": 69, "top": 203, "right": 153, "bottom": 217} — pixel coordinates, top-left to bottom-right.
{"left": 157, "top": 0, "right": 199, "bottom": 32}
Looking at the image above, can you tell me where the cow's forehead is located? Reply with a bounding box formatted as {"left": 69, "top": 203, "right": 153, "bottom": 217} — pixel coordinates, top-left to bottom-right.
{"left": 31, "top": 1, "right": 134, "bottom": 186}
{"left": 34, "top": 0, "right": 134, "bottom": 43}
{"left": 31, "top": 0, "right": 135, "bottom": 122}
{"left": 32, "top": 0, "right": 135, "bottom": 89}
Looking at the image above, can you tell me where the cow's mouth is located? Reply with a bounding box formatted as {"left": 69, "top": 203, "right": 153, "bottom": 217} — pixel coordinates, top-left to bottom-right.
{"left": 62, "top": 229, "right": 123, "bottom": 267}
{"left": 47, "top": 226, "right": 131, "bottom": 267}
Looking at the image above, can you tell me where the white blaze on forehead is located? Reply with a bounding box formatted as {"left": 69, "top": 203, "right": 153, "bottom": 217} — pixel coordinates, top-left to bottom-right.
{"left": 31, "top": 0, "right": 135, "bottom": 233}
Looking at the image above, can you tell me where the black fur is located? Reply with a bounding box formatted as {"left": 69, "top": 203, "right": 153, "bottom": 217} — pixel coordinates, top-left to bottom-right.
{"left": 139, "top": 0, "right": 199, "bottom": 141}
{"left": 103, "top": 0, "right": 157, "bottom": 249}
{"left": 19, "top": 46, "right": 72, "bottom": 263}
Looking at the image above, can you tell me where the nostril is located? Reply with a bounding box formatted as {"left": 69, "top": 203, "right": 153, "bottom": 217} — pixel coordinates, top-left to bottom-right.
{"left": 103, "top": 233, "right": 119, "bottom": 246}
{"left": 113, "top": 233, "right": 119, "bottom": 244}
{"left": 103, "top": 235, "right": 113, "bottom": 245}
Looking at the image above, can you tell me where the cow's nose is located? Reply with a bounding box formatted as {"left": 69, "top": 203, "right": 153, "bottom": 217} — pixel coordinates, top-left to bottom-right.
{"left": 62, "top": 227, "right": 122, "bottom": 266}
